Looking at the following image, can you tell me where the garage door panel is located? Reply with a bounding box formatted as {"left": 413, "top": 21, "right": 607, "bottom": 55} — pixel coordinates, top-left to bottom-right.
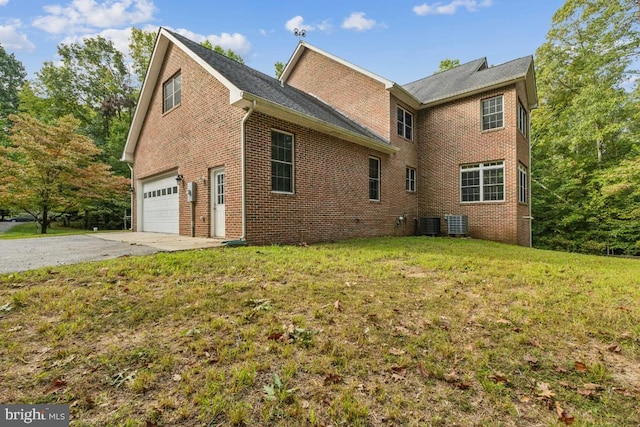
{"left": 142, "top": 176, "right": 179, "bottom": 234}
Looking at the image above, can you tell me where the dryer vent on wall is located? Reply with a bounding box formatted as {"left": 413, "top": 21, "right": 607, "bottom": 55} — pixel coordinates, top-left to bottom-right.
{"left": 446, "top": 215, "right": 468, "bottom": 236}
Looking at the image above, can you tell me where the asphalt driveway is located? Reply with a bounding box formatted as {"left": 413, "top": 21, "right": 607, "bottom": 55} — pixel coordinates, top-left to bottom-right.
{"left": 0, "top": 231, "right": 223, "bottom": 274}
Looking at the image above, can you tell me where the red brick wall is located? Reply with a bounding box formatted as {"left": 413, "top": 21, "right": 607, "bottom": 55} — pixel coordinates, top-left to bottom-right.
{"left": 286, "top": 48, "right": 391, "bottom": 140}
{"left": 418, "top": 85, "right": 526, "bottom": 245}
{"left": 133, "top": 44, "right": 245, "bottom": 238}
{"left": 244, "top": 111, "right": 417, "bottom": 245}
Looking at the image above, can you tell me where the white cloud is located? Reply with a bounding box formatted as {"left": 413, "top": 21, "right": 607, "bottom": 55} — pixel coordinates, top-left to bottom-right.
{"left": 285, "top": 15, "right": 313, "bottom": 33}
{"left": 0, "top": 19, "right": 35, "bottom": 51}
{"left": 172, "top": 27, "right": 251, "bottom": 56}
{"left": 413, "top": 0, "right": 492, "bottom": 16}
{"left": 342, "top": 12, "right": 377, "bottom": 31}
{"left": 0, "top": 0, "right": 9, "bottom": 6}
{"left": 33, "top": 0, "right": 155, "bottom": 35}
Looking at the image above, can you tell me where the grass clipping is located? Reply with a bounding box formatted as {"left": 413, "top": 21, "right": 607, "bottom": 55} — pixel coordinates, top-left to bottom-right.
{"left": 1, "top": 237, "right": 639, "bottom": 426}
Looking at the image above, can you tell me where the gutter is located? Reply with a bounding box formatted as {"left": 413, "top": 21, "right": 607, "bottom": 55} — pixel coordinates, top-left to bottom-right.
{"left": 127, "top": 162, "right": 134, "bottom": 231}
{"left": 240, "top": 100, "right": 256, "bottom": 241}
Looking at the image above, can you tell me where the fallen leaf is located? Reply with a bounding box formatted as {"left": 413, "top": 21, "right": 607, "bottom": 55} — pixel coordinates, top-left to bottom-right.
{"left": 523, "top": 354, "right": 538, "bottom": 366}
{"left": 44, "top": 379, "right": 67, "bottom": 395}
{"left": 519, "top": 396, "right": 531, "bottom": 403}
{"left": 417, "top": 363, "right": 429, "bottom": 379}
{"left": 172, "top": 374, "right": 182, "bottom": 382}
{"left": 267, "top": 332, "right": 283, "bottom": 341}
{"left": 536, "top": 382, "right": 555, "bottom": 399}
{"left": 529, "top": 338, "right": 544, "bottom": 349}
{"left": 389, "top": 348, "right": 406, "bottom": 356}
{"left": 323, "top": 373, "right": 343, "bottom": 386}
{"left": 574, "top": 361, "right": 588, "bottom": 373}
{"left": 333, "top": 300, "right": 341, "bottom": 311}
{"left": 390, "top": 366, "right": 407, "bottom": 376}
{"left": 496, "top": 318, "right": 512, "bottom": 326}
{"left": 391, "top": 373, "right": 405, "bottom": 381}
{"left": 555, "top": 401, "right": 575, "bottom": 425}
{"left": 444, "top": 370, "right": 459, "bottom": 384}
{"left": 554, "top": 365, "right": 568, "bottom": 374}
{"left": 145, "top": 421, "right": 158, "bottom": 427}
{"left": 607, "top": 344, "right": 621, "bottom": 353}
{"left": 489, "top": 372, "right": 508, "bottom": 384}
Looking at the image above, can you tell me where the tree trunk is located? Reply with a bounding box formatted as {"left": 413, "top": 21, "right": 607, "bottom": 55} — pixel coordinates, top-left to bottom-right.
{"left": 41, "top": 206, "right": 48, "bottom": 234}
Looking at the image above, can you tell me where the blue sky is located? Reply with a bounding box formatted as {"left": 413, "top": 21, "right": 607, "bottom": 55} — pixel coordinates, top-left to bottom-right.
{"left": 1, "top": 0, "right": 564, "bottom": 84}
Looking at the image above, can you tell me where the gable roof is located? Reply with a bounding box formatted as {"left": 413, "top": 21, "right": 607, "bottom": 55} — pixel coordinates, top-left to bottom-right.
{"left": 403, "top": 56, "right": 538, "bottom": 109}
{"left": 281, "top": 42, "right": 421, "bottom": 111}
{"left": 122, "top": 28, "right": 396, "bottom": 162}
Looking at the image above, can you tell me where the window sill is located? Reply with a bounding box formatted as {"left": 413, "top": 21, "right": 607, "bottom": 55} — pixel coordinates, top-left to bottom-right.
{"left": 162, "top": 103, "right": 181, "bottom": 116}
{"left": 271, "top": 191, "right": 295, "bottom": 196}
{"left": 460, "top": 200, "right": 505, "bottom": 205}
{"left": 481, "top": 126, "right": 504, "bottom": 134}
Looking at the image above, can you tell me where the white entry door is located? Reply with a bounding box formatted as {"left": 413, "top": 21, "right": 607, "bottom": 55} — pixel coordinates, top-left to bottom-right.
{"left": 210, "top": 168, "right": 225, "bottom": 237}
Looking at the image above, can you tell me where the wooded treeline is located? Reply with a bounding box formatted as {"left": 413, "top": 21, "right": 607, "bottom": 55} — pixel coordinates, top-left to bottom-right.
{"left": 1, "top": 0, "right": 638, "bottom": 252}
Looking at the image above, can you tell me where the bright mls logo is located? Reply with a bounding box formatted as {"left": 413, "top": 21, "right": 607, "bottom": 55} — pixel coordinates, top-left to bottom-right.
{"left": 1, "top": 405, "right": 69, "bottom": 426}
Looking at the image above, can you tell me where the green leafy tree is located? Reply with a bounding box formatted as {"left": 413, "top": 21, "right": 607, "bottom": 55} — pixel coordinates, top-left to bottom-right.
{"left": 436, "top": 58, "right": 460, "bottom": 73}
{"left": 0, "top": 44, "right": 26, "bottom": 144}
{"left": 0, "top": 114, "right": 128, "bottom": 233}
{"left": 275, "top": 61, "right": 285, "bottom": 78}
{"left": 532, "top": 0, "right": 640, "bottom": 254}
{"left": 200, "top": 39, "right": 245, "bottom": 64}
{"left": 130, "top": 27, "right": 157, "bottom": 85}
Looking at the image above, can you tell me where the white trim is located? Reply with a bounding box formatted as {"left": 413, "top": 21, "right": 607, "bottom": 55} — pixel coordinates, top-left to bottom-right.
{"left": 369, "top": 156, "right": 381, "bottom": 201}
{"left": 460, "top": 161, "right": 505, "bottom": 203}
{"left": 481, "top": 95, "right": 504, "bottom": 131}
{"left": 397, "top": 105, "right": 414, "bottom": 141}
{"left": 270, "top": 129, "right": 295, "bottom": 194}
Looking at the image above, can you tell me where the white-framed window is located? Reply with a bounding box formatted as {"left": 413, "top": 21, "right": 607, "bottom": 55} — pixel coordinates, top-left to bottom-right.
{"left": 518, "top": 163, "right": 528, "bottom": 204}
{"left": 369, "top": 157, "right": 380, "bottom": 201}
{"left": 271, "top": 130, "right": 294, "bottom": 193}
{"left": 517, "top": 101, "right": 528, "bottom": 138}
{"left": 163, "top": 72, "right": 181, "bottom": 112}
{"left": 406, "top": 167, "right": 416, "bottom": 192}
{"left": 481, "top": 95, "right": 503, "bottom": 130}
{"left": 461, "top": 161, "right": 505, "bottom": 202}
{"left": 397, "top": 106, "right": 413, "bottom": 140}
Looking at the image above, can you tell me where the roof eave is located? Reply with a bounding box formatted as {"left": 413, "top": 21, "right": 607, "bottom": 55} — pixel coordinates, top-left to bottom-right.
{"left": 236, "top": 92, "right": 398, "bottom": 154}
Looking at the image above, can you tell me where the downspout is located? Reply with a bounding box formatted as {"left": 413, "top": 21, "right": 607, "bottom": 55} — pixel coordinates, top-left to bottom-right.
{"left": 127, "top": 162, "right": 134, "bottom": 231}
{"left": 528, "top": 113, "right": 533, "bottom": 248}
{"left": 240, "top": 100, "right": 256, "bottom": 241}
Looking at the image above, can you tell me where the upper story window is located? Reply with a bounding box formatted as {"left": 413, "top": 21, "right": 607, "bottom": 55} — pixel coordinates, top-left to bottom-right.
{"left": 481, "top": 95, "right": 503, "bottom": 131}
{"left": 406, "top": 167, "right": 416, "bottom": 192}
{"left": 517, "top": 101, "right": 528, "bottom": 138}
{"left": 461, "top": 161, "right": 504, "bottom": 202}
{"left": 397, "top": 106, "right": 413, "bottom": 140}
{"left": 271, "top": 130, "right": 294, "bottom": 193}
{"left": 369, "top": 157, "right": 380, "bottom": 201}
{"left": 163, "top": 72, "right": 181, "bottom": 112}
{"left": 518, "top": 163, "right": 528, "bottom": 204}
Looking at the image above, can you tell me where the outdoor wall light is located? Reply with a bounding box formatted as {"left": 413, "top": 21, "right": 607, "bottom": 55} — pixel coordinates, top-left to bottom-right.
{"left": 176, "top": 174, "right": 184, "bottom": 182}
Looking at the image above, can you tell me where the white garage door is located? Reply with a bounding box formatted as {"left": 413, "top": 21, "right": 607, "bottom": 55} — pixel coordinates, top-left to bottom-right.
{"left": 142, "top": 176, "right": 179, "bottom": 233}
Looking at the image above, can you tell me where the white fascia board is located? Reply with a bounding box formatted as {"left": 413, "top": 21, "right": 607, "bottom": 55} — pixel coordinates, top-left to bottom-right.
{"left": 237, "top": 92, "right": 398, "bottom": 154}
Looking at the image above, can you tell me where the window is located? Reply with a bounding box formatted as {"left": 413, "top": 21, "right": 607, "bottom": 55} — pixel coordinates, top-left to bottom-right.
{"left": 481, "top": 96, "right": 503, "bottom": 130}
{"left": 369, "top": 157, "right": 380, "bottom": 201}
{"left": 163, "top": 72, "right": 181, "bottom": 112}
{"left": 271, "top": 130, "right": 294, "bottom": 193}
{"left": 406, "top": 167, "right": 416, "bottom": 192}
{"left": 397, "top": 106, "right": 413, "bottom": 140}
{"left": 461, "top": 161, "right": 504, "bottom": 202}
{"left": 517, "top": 101, "right": 528, "bottom": 137}
{"left": 518, "top": 163, "right": 528, "bottom": 204}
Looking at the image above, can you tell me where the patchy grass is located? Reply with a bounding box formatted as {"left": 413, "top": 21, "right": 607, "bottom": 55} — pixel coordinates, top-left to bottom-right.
{"left": 0, "top": 237, "right": 638, "bottom": 426}
{"left": 0, "top": 222, "right": 117, "bottom": 239}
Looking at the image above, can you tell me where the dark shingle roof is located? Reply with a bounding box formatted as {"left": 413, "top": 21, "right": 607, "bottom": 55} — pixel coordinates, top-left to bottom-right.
{"left": 167, "top": 29, "right": 388, "bottom": 144}
{"left": 402, "top": 56, "right": 534, "bottom": 105}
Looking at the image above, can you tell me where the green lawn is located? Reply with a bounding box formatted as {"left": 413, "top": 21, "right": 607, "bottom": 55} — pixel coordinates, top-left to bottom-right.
{"left": 0, "top": 237, "right": 638, "bottom": 426}
{"left": 0, "top": 222, "right": 114, "bottom": 239}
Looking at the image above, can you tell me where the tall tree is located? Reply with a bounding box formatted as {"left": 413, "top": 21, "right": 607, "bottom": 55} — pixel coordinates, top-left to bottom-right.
{"left": 275, "top": 61, "right": 285, "bottom": 78}
{"left": 201, "top": 40, "right": 245, "bottom": 64}
{"left": 436, "top": 58, "right": 460, "bottom": 73}
{"left": 0, "top": 44, "right": 26, "bottom": 144}
{"left": 130, "top": 27, "right": 157, "bottom": 85}
{"left": 532, "top": 0, "right": 640, "bottom": 254}
{"left": 0, "top": 114, "right": 128, "bottom": 233}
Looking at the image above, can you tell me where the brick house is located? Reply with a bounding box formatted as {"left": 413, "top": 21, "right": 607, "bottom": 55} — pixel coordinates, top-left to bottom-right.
{"left": 122, "top": 28, "right": 537, "bottom": 246}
